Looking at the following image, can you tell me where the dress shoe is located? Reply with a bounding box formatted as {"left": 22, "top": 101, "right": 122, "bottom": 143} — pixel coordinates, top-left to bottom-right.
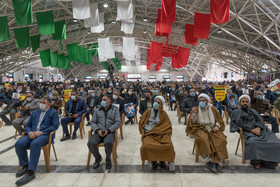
{"left": 86, "top": 122, "right": 90, "bottom": 126}
{"left": 159, "top": 161, "right": 167, "bottom": 169}
{"left": 6, "top": 122, "right": 12, "bottom": 126}
{"left": 16, "top": 166, "right": 28, "bottom": 178}
{"left": 72, "top": 133, "right": 77, "bottom": 140}
{"left": 206, "top": 161, "right": 218, "bottom": 174}
{"left": 93, "top": 157, "right": 102, "bottom": 169}
{"left": 125, "top": 120, "right": 130, "bottom": 125}
{"left": 151, "top": 161, "right": 158, "bottom": 170}
{"left": 15, "top": 173, "right": 35, "bottom": 186}
{"left": 60, "top": 135, "right": 70, "bottom": 142}
{"left": 106, "top": 158, "right": 112, "bottom": 170}
{"left": 215, "top": 163, "right": 222, "bottom": 173}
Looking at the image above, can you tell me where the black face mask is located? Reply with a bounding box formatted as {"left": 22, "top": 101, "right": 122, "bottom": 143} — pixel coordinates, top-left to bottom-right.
{"left": 145, "top": 96, "right": 150, "bottom": 101}
{"left": 241, "top": 105, "right": 248, "bottom": 111}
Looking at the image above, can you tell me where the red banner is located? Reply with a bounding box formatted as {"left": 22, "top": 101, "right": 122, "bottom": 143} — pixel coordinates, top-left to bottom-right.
{"left": 210, "top": 0, "right": 230, "bottom": 24}
{"left": 184, "top": 23, "right": 198, "bottom": 45}
{"left": 194, "top": 12, "right": 211, "bottom": 39}
{"left": 172, "top": 47, "right": 190, "bottom": 68}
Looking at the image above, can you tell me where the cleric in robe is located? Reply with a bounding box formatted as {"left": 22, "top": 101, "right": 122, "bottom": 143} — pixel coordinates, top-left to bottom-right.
{"left": 230, "top": 95, "right": 280, "bottom": 169}
{"left": 186, "top": 93, "right": 228, "bottom": 173}
{"left": 139, "top": 96, "right": 176, "bottom": 171}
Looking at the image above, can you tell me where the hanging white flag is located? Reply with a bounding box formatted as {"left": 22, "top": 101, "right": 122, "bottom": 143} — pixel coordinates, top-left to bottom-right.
{"left": 123, "top": 37, "right": 135, "bottom": 61}
{"left": 98, "top": 37, "right": 115, "bottom": 62}
{"left": 84, "top": 3, "right": 99, "bottom": 28}
{"left": 72, "top": 0, "right": 91, "bottom": 20}
{"left": 116, "top": 0, "right": 133, "bottom": 21}
{"left": 91, "top": 12, "right": 104, "bottom": 33}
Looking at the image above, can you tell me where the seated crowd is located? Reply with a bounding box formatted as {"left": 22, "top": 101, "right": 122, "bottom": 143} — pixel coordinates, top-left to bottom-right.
{"left": 0, "top": 79, "right": 279, "bottom": 186}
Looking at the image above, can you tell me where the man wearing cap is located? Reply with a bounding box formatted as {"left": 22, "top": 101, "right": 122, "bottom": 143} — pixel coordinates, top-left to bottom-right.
{"left": 231, "top": 95, "right": 280, "bottom": 169}
{"left": 139, "top": 95, "right": 176, "bottom": 171}
{"left": 186, "top": 93, "right": 228, "bottom": 174}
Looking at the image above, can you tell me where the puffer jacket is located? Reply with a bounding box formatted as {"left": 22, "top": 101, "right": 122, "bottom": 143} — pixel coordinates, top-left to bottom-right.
{"left": 90, "top": 104, "right": 121, "bottom": 133}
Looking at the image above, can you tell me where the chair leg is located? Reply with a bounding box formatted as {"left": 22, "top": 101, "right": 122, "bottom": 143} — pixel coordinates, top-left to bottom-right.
{"left": 226, "top": 113, "right": 229, "bottom": 124}
{"left": 52, "top": 144, "right": 58, "bottom": 161}
{"left": 112, "top": 144, "right": 118, "bottom": 169}
{"left": 80, "top": 127, "right": 83, "bottom": 139}
{"left": 142, "top": 160, "right": 145, "bottom": 167}
{"left": 235, "top": 138, "right": 240, "bottom": 155}
{"left": 192, "top": 141, "right": 195, "bottom": 154}
{"left": 241, "top": 139, "right": 246, "bottom": 164}
{"left": 14, "top": 130, "right": 18, "bottom": 139}
{"left": 43, "top": 146, "right": 51, "bottom": 172}
{"left": 70, "top": 125, "right": 72, "bottom": 135}
{"left": 120, "top": 125, "right": 123, "bottom": 139}
{"left": 87, "top": 151, "right": 92, "bottom": 169}
{"left": 195, "top": 144, "right": 199, "bottom": 163}
{"left": 0, "top": 121, "right": 2, "bottom": 128}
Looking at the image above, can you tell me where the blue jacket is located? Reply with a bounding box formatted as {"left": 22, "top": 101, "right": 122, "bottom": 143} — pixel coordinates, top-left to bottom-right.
{"left": 65, "top": 98, "right": 87, "bottom": 116}
{"left": 25, "top": 109, "right": 60, "bottom": 135}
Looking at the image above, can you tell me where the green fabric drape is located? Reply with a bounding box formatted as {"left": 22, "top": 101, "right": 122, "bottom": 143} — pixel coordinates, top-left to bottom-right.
{"left": 66, "top": 42, "right": 78, "bottom": 62}
{"left": 101, "top": 62, "right": 109, "bottom": 70}
{"left": 30, "top": 35, "right": 40, "bottom": 52}
{"left": 112, "top": 58, "right": 122, "bottom": 70}
{"left": 63, "top": 56, "right": 70, "bottom": 69}
{"left": 50, "top": 51, "right": 58, "bottom": 67}
{"left": 0, "top": 16, "right": 10, "bottom": 42}
{"left": 77, "top": 45, "right": 84, "bottom": 63}
{"left": 36, "top": 11, "right": 55, "bottom": 35}
{"left": 39, "top": 49, "right": 51, "bottom": 67}
{"left": 53, "top": 20, "right": 66, "bottom": 40}
{"left": 57, "top": 53, "right": 66, "bottom": 68}
{"left": 14, "top": 27, "right": 30, "bottom": 49}
{"left": 12, "top": 0, "right": 33, "bottom": 26}
{"left": 84, "top": 49, "right": 92, "bottom": 65}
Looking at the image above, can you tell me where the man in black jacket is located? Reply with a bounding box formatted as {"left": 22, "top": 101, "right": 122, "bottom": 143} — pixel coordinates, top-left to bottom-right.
{"left": 112, "top": 89, "right": 124, "bottom": 116}
{"left": 86, "top": 90, "right": 99, "bottom": 126}
{"left": 139, "top": 90, "right": 154, "bottom": 115}
{"left": 181, "top": 88, "right": 199, "bottom": 125}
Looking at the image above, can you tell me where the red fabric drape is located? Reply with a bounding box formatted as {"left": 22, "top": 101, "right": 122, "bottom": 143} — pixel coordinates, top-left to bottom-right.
{"left": 161, "top": 0, "right": 176, "bottom": 24}
{"left": 172, "top": 47, "right": 190, "bottom": 68}
{"left": 194, "top": 12, "right": 211, "bottom": 39}
{"left": 155, "top": 9, "right": 172, "bottom": 36}
{"left": 163, "top": 44, "right": 178, "bottom": 57}
{"left": 184, "top": 23, "right": 198, "bottom": 46}
{"left": 210, "top": 0, "right": 230, "bottom": 24}
{"left": 147, "top": 42, "right": 163, "bottom": 70}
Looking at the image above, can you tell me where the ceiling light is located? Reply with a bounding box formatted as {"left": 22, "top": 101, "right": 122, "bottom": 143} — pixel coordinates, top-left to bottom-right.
{"left": 73, "top": 19, "right": 77, "bottom": 22}
{"left": 112, "top": 20, "right": 116, "bottom": 23}
{"left": 143, "top": 18, "right": 147, "bottom": 22}
{"left": 143, "top": 30, "right": 147, "bottom": 33}
{"left": 103, "top": 3, "right": 108, "bottom": 8}
{"left": 217, "top": 29, "right": 222, "bottom": 33}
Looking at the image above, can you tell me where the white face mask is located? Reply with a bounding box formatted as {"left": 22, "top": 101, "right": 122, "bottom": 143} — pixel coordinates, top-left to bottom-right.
{"left": 39, "top": 103, "right": 46, "bottom": 111}
{"left": 71, "top": 96, "right": 76, "bottom": 100}
{"left": 113, "top": 95, "right": 118, "bottom": 100}
{"left": 26, "top": 98, "right": 32, "bottom": 102}
{"left": 128, "top": 91, "right": 132, "bottom": 95}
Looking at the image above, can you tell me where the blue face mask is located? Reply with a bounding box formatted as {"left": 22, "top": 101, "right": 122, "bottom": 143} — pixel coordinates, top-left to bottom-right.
{"left": 256, "top": 95, "right": 263, "bottom": 100}
{"left": 199, "top": 101, "right": 206, "bottom": 108}
{"left": 101, "top": 100, "right": 107, "bottom": 108}
{"left": 263, "top": 91, "right": 267, "bottom": 94}
{"left": 190, "top": 92, "right": 195, "bottom": 97}
{"left": 153, "top": 102, "right": 159, "bottom": 110}
{"left": 276, "top": 91, "right": 280, "bottom": 95}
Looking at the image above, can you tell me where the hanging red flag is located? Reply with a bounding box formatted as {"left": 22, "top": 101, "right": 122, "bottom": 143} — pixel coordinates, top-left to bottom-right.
{"left": 155, "top": 9, "right": 172, "bottom": 36}
{"left": 210, "top": 0, "right": 230, "bottom": 24}
{"left": 172, "top": 47, "right": 190, "bottom": 68}
{"left": 161, "top": 0, "right": 176, "bottom": 24}
{"left": 194, "top": 12, "right": 211, "bottom": 39}
{"left": 184, "top": 23, "right": 198, "bottom": 45}
{"left": 147, "top": 42, "right": 163, "bottom": 70}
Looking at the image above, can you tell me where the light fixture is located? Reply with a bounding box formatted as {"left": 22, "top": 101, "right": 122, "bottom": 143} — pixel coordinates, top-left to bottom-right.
{"left": 112, "top": 20, "right": 116, "bottom": 23}
{"left": 103, "top": 3, "right": 108, "bottom": 8}
{"left": 143, "top": 18, "right": 147, "bottom": 22}
{"left": 143, "top": 30, "right": 147, "bottom": 33}
{"left": 217, "top": 29, "right": 222, "bottom": 33}
{"left": 73, "top": 19, "right": 77, "bottom": 22}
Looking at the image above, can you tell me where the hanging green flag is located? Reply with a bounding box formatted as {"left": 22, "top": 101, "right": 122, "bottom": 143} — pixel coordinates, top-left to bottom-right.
{"left": 14, "top": 27, "right": 30, "bottom": 49}
{"left": 53, "top": 20, "right": 66, "bottom": 40}
{"left": 0, "top": 16, "right": 10, "bottom": 42}
{"left": 36, "top": 11, "right": 55, "bottom": 35}
{"left": 50, "top": 51, "right": 58, "bottom": 67}
{"left": 101, "top": 61, "right": 109, "bottom": 70}
{"left": 39, "top": 49, "right": 51, "bottom": 67}
{"left": 12, "top": 0, "right": 33, "bottom": 26}
{"left": 63, "top": 56, "right": 70, "bottom": 69}
{"left": 113, "top": 58, "right": 122, "bottom": 70}
{"left": 66, "top": 42, "right": 78, "bottom": 62}
{"left": 57, "top": 53, "right": 66, "bottom": 68}
{"left": 30, "top": 35, "right": 40, "bottom": 52}
{"left": 84, "top": 49, "right": 92, "bottom": 65}
{"left": 77, "top": 45, "right": 84, "bottom": 63}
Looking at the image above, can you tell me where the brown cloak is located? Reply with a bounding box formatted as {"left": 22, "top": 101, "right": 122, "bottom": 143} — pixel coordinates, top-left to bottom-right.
{"left": 186, "top": 106, "right": 228, "bottom": 162}
{"left": 139, "top": 109, "right": 175, "bottom": 162}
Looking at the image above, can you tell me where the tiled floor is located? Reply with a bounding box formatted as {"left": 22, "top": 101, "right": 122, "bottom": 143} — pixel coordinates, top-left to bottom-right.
{"left": 0, "top": 105, "right": 279, "bottom": 187}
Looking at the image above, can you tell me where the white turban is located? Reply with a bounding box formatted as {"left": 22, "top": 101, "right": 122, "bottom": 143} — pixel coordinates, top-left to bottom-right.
{"left": 198, "top": 93, "right": 210, "bottom": 102}
{"left": 154, "top": 95, "right": 165, "bottom": 105}
{"left": 238, "top": 94, "right": 251, "bottom": 103}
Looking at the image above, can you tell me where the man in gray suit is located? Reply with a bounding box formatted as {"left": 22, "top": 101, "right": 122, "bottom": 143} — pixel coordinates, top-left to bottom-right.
{"left": 87, "top": 95, "right": 121, "bottom": 170}
{"left": 13, "top": 92, "right": 40, "bottom": 135}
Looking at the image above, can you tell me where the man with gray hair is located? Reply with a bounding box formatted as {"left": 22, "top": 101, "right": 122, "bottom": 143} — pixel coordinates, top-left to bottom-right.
{"left": 231, "top": 95, "right": 280, "bottom": 169}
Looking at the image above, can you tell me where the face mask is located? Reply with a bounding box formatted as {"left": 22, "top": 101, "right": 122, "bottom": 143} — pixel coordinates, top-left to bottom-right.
{"left": 190, "top": 92, "right": 195, "bottom": 97}
{"left": 108, "top": 90, "right": 112, "bottom": 93}
{"left": 179, "top": 91, "right": 183, "bottom": 94}
{"left": 26, "top": 98, "right": 32, "bottom": 102}
{"left": 113, "top": 95, "right": 118, "bottom": 100}
{"left": 91, "top": 93, "right": 95, "bottom": 97}
{"left": 71, "top": 96, "right": 76, "bottom": 100}
{"left": 263, "top": 91, "right": 267, "bottom": 94}
{"left": 241, "top": 105, "right": 248, "bottom": 111}
{"left": 101, "top": 100, "right": 107, "bottom": 108}
{"left": 49, "top": 95, "right": 53, "bottom": 99}
{"left": 39, "top": 103, "right": 46, "bottom": 111}
{"left": 128, "top": 91, "right": 132, "bottom": 95}
{"left": 153, "top": 102, "right": 159, "bottom": 110}
{"left": 199, "top": 101, "right": 206, "bottom": 108}
{"left": 276, "top": 91, "right": 280, "bottom": 95}
{"left": 256, "top": 95, "right": 262, "bottom": 100}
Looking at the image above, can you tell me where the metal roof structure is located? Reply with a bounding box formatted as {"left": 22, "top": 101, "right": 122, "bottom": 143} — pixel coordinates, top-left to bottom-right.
{"left": 0, "top": 0, "right": 279, "bottom": 79}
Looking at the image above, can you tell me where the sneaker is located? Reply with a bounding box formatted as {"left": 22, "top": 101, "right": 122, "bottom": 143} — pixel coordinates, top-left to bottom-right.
{"left": 16, "top": 165, "right": 28, "bottom": 178}
{"left": 93, "top": 156, "right": 102, "bottom": 169}
{"left": 60, "top": 134, "right": 70, "bottom": 142}
{"left": 106, "top": 158, "right": 112, "bottom": 170}
{"left": 72, "top": 133, "right": 77, "bottom": 140}
{"left": 15, "top": 173, "right": 36, "bottom": 186}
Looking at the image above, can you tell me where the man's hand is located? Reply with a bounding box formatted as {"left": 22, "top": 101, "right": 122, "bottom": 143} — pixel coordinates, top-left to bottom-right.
{"left": 22, "top": 106, "right": 28, "bottom": 111}
{"left": 98, "top": 130, "right": 103, "bottom": 137}
{"left": 212, "top": 126, "right": 219, "bottom": 133}
{"left": 102, "top": 130, "right": 108, "bottom": 137}
{"left": 192, "top": 107, "right": 198, "bottom": 114}
{"left": 87, "top": 107, "right": 89, "bottom": 110}
{"left": 18, "top": 113, "right": 22, "bottom": 118}
{"left": 264, "top": 112, "right": 269, "bottom": 117}
{"left": 34, "top": 131, "right": 42, "bottom": 138}
{"left": 237, "top": 105, "right": 241, "bottom": 109}
{"left": 68, "top": 113, "right": 73, "bottom": 118}
{"left": 251, "top": 127, "right": 261, "bottom": 136}
{"left": 73, "top": 114, "right": 78, "bottom": 118}
{"left": 93, "top": 107, "right": 97, "bottom": 110}
{"left": 28, "top": 132, "right": 35, "bottom": 140}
